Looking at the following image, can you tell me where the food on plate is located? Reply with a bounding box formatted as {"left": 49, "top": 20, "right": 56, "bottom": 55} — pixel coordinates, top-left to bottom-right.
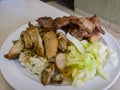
{"left": 55, "top": 53, "right": 66, "bottom": 72}
{"left": 27, "top": 23, "right": 44, "bottom": 57}
{"left": 19, "top": 50, "right": 48, "bottom": 76}
{"left": 53, "top": 16, "right": 70, "bottom": 29}
{"left": 41, "top": 63, "right": 55, "bottom": 85}
{"left": 57, "top": 32, "right": 67, "bottom": 52}
{"left": 21, "top": 31, "right": 33, "bottom": 49}
{"left": 43, "top": 31, "right": 58, "bottom": 62}
{"left": 4, "top": 15, "right": 117, "bottom": 87}
{"left": 36, "top": 17, "right": 54, "bottom": 31}
{"left": 4, "top": 38, "right": 24, "bottom": 59}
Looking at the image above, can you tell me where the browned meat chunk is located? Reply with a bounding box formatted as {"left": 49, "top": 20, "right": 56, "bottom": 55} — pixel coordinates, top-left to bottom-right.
{"left": 36, "top": 17, "right": 54, "bottom": 31}
{"left": 27, "top": 25, "right": 44, "bottom": 57}
{"left": 68, "top": 15, "right": 77, "bottom": 20}
{"left": 21, "top": 31, "right": 33, "bottom": 49}
{"left": 41, "top": 64, "right": 55, "bottom": 85}
{"left": 51, "top": 74, "right": 63, "bottom": 84}
{"left": 68, "top": 27, "right": 88, "bottom": 40}
{"left": 89, "top": 15, "right": 105, "bottom": 34}
{"left": 4, "top": 38, "right": 24, "bottom": 59}
{"left": 79, "top": 18, "right": 95, "bottom": 33}
{"left": 54, "top": 16, "right": 70, "bottom": 29}
{"left": 71, "top": 18, "right": 95, "bottom": 33}
{"left": 57, "top": 32, "right": 67, "bottom": 52}
{"left": 35, "top": 28, "right": 44, "bottom": 57}
{"left": 43, "top": 31, "right": 58, "bottom": 62}
{"left": 88, "top": 33, "right": 101, "bottom": 42}
{"left": 55, "top": 53, "right": 66, "bottom": 72}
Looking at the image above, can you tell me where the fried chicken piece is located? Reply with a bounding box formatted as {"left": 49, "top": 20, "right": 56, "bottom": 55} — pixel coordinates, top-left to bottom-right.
{"left": 57, "top": 32, "right": 67, "bottom": 52}
{"left": 4, "top": 38, "right": 24, "bottom": 59}
{"left": 54, "top": 16, "right": 70, "bottom": 29}
{"left": 89, "top": 15, "right": 105, "bottom": 34}
{"left": 27, "top": 25, "right": 44, "bottom": 57}
{"left": 71, "top": 18, "right": 95, "bottom": 33}
{"left": 21, "top": 31, "right": 33, "bottom": 49}
{"left": 41, "top": 64, "right": 55, "bottom": 85}
{"left": 50, "top": 74, "right": 63, "bottom": 84}
{"left": 68, "top": 15, "right": 77, "bottom": 20}
{"left": 43, "top": 31, "right": 58, "bottom": 62}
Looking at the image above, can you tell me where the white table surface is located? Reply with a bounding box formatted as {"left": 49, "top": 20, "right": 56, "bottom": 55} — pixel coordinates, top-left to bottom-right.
{"left": 0, "top": 0, "right": 120, "bottom": 90}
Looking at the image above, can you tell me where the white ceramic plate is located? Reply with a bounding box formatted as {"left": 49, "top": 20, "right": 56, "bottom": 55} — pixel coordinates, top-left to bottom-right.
{"left": 0, "top": 24, "right": 120, "bottom": 90}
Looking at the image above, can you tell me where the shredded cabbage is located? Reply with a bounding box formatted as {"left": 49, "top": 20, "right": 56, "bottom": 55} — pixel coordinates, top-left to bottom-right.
{"left": 66, "top": 33, "right": 117, "bottom": 87}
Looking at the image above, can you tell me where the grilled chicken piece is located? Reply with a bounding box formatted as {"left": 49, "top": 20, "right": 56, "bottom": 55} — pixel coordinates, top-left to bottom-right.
{"left": 89, "top": 15, "right": 105, "bottom": 34}
{"left": 35, "top": 28, "right": 44, "bottom": 57}
{"left": 21, "top": 31, "right": 33, "bottom": 49}
{"left": 4, "top": 38, "right": 24, "bottom": 59}
{"left": 43, "top": 31, "right": 58, "bottom": 62}
{"left": 68, "top": 27, "right": 88, "bottom": 40}
{"left": 57, "top": 32, "right": 67, "bottom": 52}
{"left": 27, "top": 25, "right": 44, "bottom": 57}
{"left": 55, "top": 53, "right": 66, "bottom": 72}
{"left": 36, "top": 17, "right": 54, "bottom": 31}
{"left": 54, "top": 16, "right": 70, "bottom": 29}
{"left": 79, "top": 18, "right": 95, "bottom": 33}
{"left": 71, "top": 18, "right": 95, "bottom": 33}
{"left": 41, "top": 64, "right": 55, "bottom": 85}
{"left": 88, "top": 33, "right": 101, "bottom": 42}
{"left": 51, "top": 74, "right": 63, "bottom": 84}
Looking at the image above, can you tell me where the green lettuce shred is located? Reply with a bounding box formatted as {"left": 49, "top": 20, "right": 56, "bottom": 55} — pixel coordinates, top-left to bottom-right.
{"left": 66, "top": 34, "right": 110, "bottom": 86}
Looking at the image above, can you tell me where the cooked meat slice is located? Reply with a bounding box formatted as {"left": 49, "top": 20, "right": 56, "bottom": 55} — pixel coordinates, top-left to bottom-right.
{"left": 57, "top": 32, "right": 67, "bottom": 52}
{"left": 55, "top": 53, "right": 66, "bottom": 72}
{"left": 68, "top": 27, "right": 88, "bottom": 40}
{"left": 54, "top": 16, "right": 70, "bottom": 29}
{"left": 21, "top": 31, "right": 33, "bottom": 49}
{"left": 36, "top": 17, "right": 54, "bottom": 30}
{"left": 68, "top": 27, "right": 78, "bottom": 36}
{"left": 71, "top": 18, "right": 95, "bottom": 33}
{"left": 51, "top": 74, "right": 63, "bottom": 84}
{"left": 89, "top": 15, "right": 105, "bottom": 34}
{"left": 4, "top": 38, "right": 24, "bottom": 59}
{"left": 41, "top": 64, "right": 55, "bottom": 85}
{"left": 43, "top": 31, "right": 58, "bottom": 62}
{"left": 27, "top": 29, "right": 37, "bottom": 44}
{"left": 79, "top": 18, "right": 95, "bottom": 33}
{"left": 35, "top": 28, "right": 44, "bottom": 57}
{"left": 27, "top": 26, "right": 44, "bottom": 57}
{"left": 88, "top": 33, "right": 101, "bottom": 42}
{"left": 68, "top": 15, "right": 77, "bottom": 20}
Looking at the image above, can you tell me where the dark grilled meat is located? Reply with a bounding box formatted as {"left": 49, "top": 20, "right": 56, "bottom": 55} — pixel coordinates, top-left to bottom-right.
{"left": 54, "top": 16, "right": 70, "bottom": 29}
{"left": 68, "top": 27, "right": 88, "bottom": 40}
{"left": 36, "top": 17, "right": 54, "bottom": 31}
{"left": 71, "top": 18, "right": 95, "bottom": 33}
{"left": 89, "top": 15, "right": 105, "bottom": 34}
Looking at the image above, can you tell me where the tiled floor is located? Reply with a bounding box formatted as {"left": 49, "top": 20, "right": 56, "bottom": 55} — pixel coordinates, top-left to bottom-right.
{"left": 46, "top": 1, "right": 120, "bottom": 41}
